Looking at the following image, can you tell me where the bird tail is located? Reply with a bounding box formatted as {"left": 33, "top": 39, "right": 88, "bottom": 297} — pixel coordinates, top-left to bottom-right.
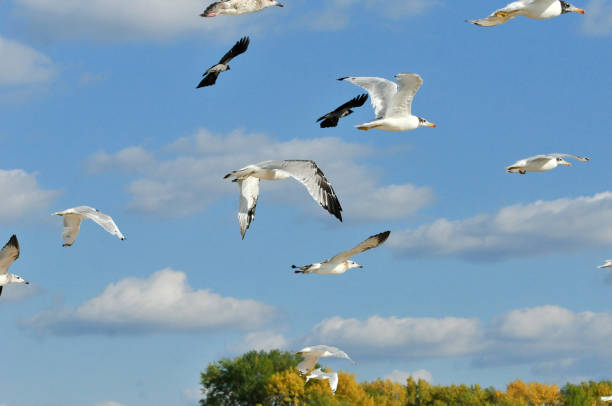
{"left": 355, "top": 121, "right": 380, "bottom": 131}
{"left": 292, "top": 264, "right": 312, "bottom": 274}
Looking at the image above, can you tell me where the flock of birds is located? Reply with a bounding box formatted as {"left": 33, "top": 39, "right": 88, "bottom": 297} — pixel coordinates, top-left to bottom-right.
{"left": 1, "top": 0, "right": 606, "bottom": 395}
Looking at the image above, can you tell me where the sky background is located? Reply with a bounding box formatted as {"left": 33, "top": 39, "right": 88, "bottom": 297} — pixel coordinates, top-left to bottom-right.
{"left": 1, "top": 0, "right": 612, "bottom": 405}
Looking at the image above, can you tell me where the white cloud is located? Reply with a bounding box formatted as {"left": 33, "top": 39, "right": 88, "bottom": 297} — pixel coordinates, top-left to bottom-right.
{"left": 23, "top": 269, "right": 277, "bottom": 335}
{"left": 582, "top": 0, "right": 612, "bottom": 36}
{"left": 384, "top": 369, "right": 432, "bottom": 384}
{"left": 389, "top": 192, "right": 612, "bottom": 261}
{"left": 86, "top": 128, "right": 434, "bottom": 222}
{"left": 304, "top": 0, "right": 439, "bottom": 31}
{"left": 0, "top": 283, "right": 41, "bottom": 303}
{"left": 0, "top": 169, "right": 60, "bottom": 223}
{"left": 13, "top": 0, "right": 273, "bottom": 41}
{"left": 306, "top": 315, "right": 482, "bottom": 359}
{"left": 86, "top": 146, "right": 155, "bottom": 174}
{"left": 230, "top": 330, "right": 288, "bottom": 353}
{"left": 0, "top": 36, "right": 55, "bottom": 86}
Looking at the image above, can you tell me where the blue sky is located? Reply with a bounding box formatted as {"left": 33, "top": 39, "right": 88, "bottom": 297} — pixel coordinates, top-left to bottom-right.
{"left": 1, "top": 0, "right": 612, "bottom": 404}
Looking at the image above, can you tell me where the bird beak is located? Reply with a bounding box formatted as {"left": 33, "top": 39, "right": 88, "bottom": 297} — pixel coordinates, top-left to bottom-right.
{"left": 25, "top": 281, "right": 30, "bottom": 284}
{"left": 359, "top": 265, "right": 364, "bottom": 269}
{"left": 428, "top": 123, "right": 437, "bottom": 128}
{"left": 561, "top": 161, "right": 571, "bottom": 166}
{"left": 572, "top": 7, "right": 585, "bottom": 14}
{"left": 276, "top": 1, "right": 284, "bottom": 6}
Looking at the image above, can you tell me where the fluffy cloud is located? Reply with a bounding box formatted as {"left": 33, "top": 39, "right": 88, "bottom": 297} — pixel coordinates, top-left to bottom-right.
{"left": 0, "top": 169, "right": 60, "bottom": 223}
{"left": 306, "top": 315, "right": 482, "bottom": 360}
{"left": 0, "top": 36, "right": 55, "bottom": 86}
{"left": 230, "top": 330, "right": 289, "bottom": 353}
{"left": 86, "top": 129, "right": 434, "bottom": 221}
{"left": 384, "top": 369, "right": 433, "bottom": 384}
{"left": 305, "top": 0, "right": 439, "bottom": 31}
{"left": 12, "top": 0, "right": 273, "bottom": 41}
{"left": 23, "top": 269, "right": 277, "bottom": 335}
{"left": 582, "top": 0, "right": 612, "bottom": 36}
{"left": 389, "top": 192, "right": 612, "bottom": 261}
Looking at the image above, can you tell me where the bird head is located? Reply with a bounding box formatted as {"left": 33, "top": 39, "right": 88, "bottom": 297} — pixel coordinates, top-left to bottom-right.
{"left": 560, "top": 1, "right": 585, "bottom": 14}
{"left": 10, "top": 274, "right": 29, "bottom": 285}
{"left": 418, "top": 117, "right": 436, "bottom": 128}
{"left": 348, "top": 260, "right": 363, "bottom": 270}
{"left": 268, "top": 0, "right": 284, "bottom": 7}
{"left": 555, "top": 157, "right": 571, "bottom": 167}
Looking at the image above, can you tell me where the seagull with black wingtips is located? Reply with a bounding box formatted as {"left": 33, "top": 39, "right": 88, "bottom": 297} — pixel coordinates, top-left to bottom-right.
{"left": 468, "top": 0, "right": 584, "bottom": 27}
{"left": 0, "top": 235, "right": 29, "bottom": 297}
{"left": 197, "top": 37, "right": 250, "bottom": 88}
{"left": 201, "top": 0, "right": 283, "bottom": 17}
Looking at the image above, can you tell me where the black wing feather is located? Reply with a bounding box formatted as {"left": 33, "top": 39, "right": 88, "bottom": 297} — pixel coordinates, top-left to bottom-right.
{"left": 219, "top": 37, "right": 250, "bottom": 65}
{"left": 335, "top": 93, "right": 368, "bottom": 111}
{"left": 197, "top": 72, "right": 220, "bottom": 88}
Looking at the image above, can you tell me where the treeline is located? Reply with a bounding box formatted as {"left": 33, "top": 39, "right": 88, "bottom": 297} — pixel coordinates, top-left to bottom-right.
{"left": 198, "top": 349, "right": 612, "bottom": 405}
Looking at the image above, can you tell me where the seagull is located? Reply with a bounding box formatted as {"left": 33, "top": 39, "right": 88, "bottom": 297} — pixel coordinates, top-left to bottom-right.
{"left": 0, "top": 235, "right": 28, "bottom": 296}
{"left": 338, "top": 73, "right": 436, "bottom": 132}
{"left": 305, "top": 369, "right": 339, "bottom": 394}
{"left": 468, "top": 0, "right": 585, "bottom": 27}
{"left": 506, "top": 153, "right": 589, "bottom": 174}
{"left": 296, "top": 345, "right": 354, "bottom": 375}
{"left": 197, "top": 37, "right": 250, "bottom": 88}
{"left": 293, "top": 231, "right": 390, "bottom": 275}
{"left": 224, "top": 160, "right": 343, "bottom": 239}
{"left": 598, "top": 260, "right": 612, "bottom": 269}
{"left": 317, "top": 94, "right": 368, "bottom": 128}
{"left": 201, "top": 0, "right": 283, "bottom": 17}
{"left": 53, "top": 206, "right": 125, "bottom": 247}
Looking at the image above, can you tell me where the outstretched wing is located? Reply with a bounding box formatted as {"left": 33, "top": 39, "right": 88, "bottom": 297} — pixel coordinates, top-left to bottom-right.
{"left": 74, "top": 206, "right": 125, "bottom": 241}
{"left": 60, "top": 214, "right": 82, "bottom": 247}
{"left": 338, "top": 76, "right": 397, "bottom": 119}
{"left": 330, "top": 231, "right": 391, "bottom": 262}
{"left": 237, "top": 177, "right": 260, "bottom": 239}
{"left": 546, "top": 153, "right": 590, "bottom": 162}
{"left": 468, "top": 1, "right": 531, "bottom": 26}
{"left": 261, "top": 160, "right": 342, "bottom": 222}
{"left": 0, "top": 235, "right": 19, "bottom": 274}
{"left": 297, "top": 353, "right": 319, "bottom": 375}
{"left": 197, "top": 72, "right": 220, "bottom": 88}
{"left": 317, "top": 94, "right": 368, "bottom": 127}
{"left": 387, "top": 73, "right": 423, "bottom": 117}
{"left": 219, "top": 37, "right": 250, "bottom": 65}
{"left": 332, "top": 93, "right": 369, "bottom": 113}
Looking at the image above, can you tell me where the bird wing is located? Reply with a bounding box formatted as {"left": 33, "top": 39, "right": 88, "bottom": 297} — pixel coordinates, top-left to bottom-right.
{"left": 332, "top": 93, "right": 369, "bottom": 113}
{"left": 330, "top": 231, "right": 391, "bottom": 263}
{"left": 328, "top": 372, "right": 339, "bottom": 393}
{"left": 387, "top": 73, "right": 423, "bottom": 117}
{"left": 524, "top": 155, "right": 554, "bottom": 165}
{"left": 316, "top": 94, "right": 368, "bottom": 127}
{"left": 73, "top": 206, "right": 125, "bottom": 241}
{"left": 297, "top": 352, "right": 319, "bottom": 375}
{"left": 260, "top": 160, "right": 343, "bottom": 222}
{"left": 0, "top": 235, "right": 19, "bottom": 275}
{"left": 237, "top": 177, "right": 260, "bottom": 239}
{"left": 339, "top": 76, "right": 397, "bottom": 119}
{"left": 317, "top": 117, "right": 340, "bottom": 128}
{"left": 546, "top": 153, "right": 590, "bottom": 162}
{"left": 219, "top": 37, "right": 250, "bottom": 65}
{"left": 61, "top": 214, "right": 82, "bottom": 247}
{"left": 197, "top": 72, "right": 220, "bottom": 88}
{"left": 468, "top": 1, "right": 530, "bottom": 26}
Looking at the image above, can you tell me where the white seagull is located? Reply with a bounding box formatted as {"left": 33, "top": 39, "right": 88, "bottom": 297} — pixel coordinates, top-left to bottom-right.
{"left": 338, "top": 73, "right": 436, "bottom": 132}
{"left": 201, "top": 0, "right": 283, "bottom": 17}
{"left": 293, "top": 231, "right": 390, "bottom": 275}
{"left": 224, "top": 160, "right": 343, "bottom": 239}
{"left": 506, "top": 153, "right": 589, "bottom": 174}
{"left": 296, "top": 345, "right": 354, "bottom": 375}
{"left": 53, "top": 206, "right": 125, "bottom": 247}
{"left": 469, "top": 0, "right": 584, "bottom": 27}
{"left": 598, "top": 260, "right": 612, "bottom": 269}
{"left": 306, "top": 369, "right": 339, "bottom": 394}
{"left": 0, "top": 235, "right": 29, "bottom": 296}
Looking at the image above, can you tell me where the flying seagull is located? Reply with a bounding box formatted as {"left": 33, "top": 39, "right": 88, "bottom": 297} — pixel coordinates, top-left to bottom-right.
{"left": 0, "top": 235, "right": 28, "bottom": 297}
{"left": 468, "top": 0, "right": 584, "bottom": 27}
{"left": 317, "top": 94, "right": 368, "bottom": 128}
{"left": 201, "top": 0, "right": 283, "bottom": 17}
{"left": 197, "top": 37, "right": 250, "bottom": 88}
{"left": 296, "top": 345, "right": 354, "bottom": 375}
{"left": 338, "top": 73, "right": 436, "bottom": 132}
{"left": 306, "top": 369, "right": 339, "bottom": 394}
{"left": 598, "top": 260, "right": 612, "bottom": 269}
{"left": 225, "top": 160, "right": 342, "bottom": 238}
{"left": 293, "top": 231, "right": 390, "bottom": 275}
{"left": 506, "top": 153, "right": 589, "bottom": 174}
{"left": 53, "top": 206, "right": 125, "bottom": 247}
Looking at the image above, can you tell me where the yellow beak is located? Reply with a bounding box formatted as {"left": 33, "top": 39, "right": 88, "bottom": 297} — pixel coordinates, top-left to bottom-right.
{"left": 428, "top": 123, "right": 437, "bottom": 128}
{"left": 574, "top": 8, "right": 585, "bottom": 14}
{"left": 561, "top": 161, "right": 571, "bottom": 166}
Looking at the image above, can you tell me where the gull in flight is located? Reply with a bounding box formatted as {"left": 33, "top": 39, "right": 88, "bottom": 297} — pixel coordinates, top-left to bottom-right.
{"left": 293, "top": 231, "right": 390, "bottom": 275}
{"left": 317, "top": 94, "right": 368, "bottom": 128}
{"left": 224, "top": 160, "right": 343, "bottom": 239}
{"left": 197, "top": 37, "right": 250, "bottom": 88}
{"left": 598, "top": 260, "right": 612, "bottom": 269}
{"left": 201, "top": 0, "right": 283, "bottom": 17}
{"left": 306, "top": 369, "right": 339, "bottom": 394}
{"left": 53, "top": 206, "right": 125, "bottom": 247}
{"left": 469, "top": 0, "right": 584, "bottom": 27}
{"left": 0, "top": 235, "right": 28, "bottom": 296}
{"left": 338, "top": 73, "right": 436, "bottom": 132}
{"left": 506, "top": 153, "right": 589, "bottom": 174}
{"left": 297, "top": 345, "right": 354, "bottom": 375}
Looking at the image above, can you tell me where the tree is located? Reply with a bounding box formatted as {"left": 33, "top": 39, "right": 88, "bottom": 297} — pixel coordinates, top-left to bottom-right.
{"left": 199, "top": 349, "right": 300, "bottom": 406}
